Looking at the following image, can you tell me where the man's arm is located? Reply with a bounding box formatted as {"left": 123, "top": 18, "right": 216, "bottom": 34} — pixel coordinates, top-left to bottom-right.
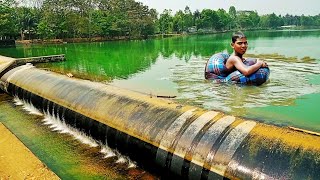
{"left": 227, "top": 56, "right": 265, "bottom": 76}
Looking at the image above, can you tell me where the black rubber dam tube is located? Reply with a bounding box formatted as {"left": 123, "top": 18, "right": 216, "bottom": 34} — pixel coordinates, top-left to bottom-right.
{"left": 1, "top": 64, "right": 320, "bottom": 179}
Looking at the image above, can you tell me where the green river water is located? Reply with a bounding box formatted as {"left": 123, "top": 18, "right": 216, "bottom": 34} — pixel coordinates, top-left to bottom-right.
{"left": 0, "top": 30, "right": 320, "bottom": 178}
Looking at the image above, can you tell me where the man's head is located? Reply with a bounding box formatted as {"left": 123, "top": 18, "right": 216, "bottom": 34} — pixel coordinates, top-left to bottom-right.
{"left": 231, "top": 31, "right": 248, "bottom": 56}
{"left": 232, "top": 31, "right": 246, "bottom": 43}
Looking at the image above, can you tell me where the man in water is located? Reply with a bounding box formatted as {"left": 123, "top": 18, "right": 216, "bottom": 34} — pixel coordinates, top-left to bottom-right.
{"left": 225, "top": 31, "right": 268, "bottom": 76}
{"left": 205, "top": 31, "right": 270, "bottom": 85}
{"left": 226, "top": 31, "right": 268, "bottom": 76}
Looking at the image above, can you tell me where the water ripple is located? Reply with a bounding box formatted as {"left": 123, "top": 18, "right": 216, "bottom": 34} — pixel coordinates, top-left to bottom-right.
{"left": 171, "top": 57, "right": 320, "bottom": 116}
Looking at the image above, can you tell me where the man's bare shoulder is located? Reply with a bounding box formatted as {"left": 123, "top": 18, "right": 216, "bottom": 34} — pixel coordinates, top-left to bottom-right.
{"left": 227, "top": 55, "right": 242, "bottom": 62}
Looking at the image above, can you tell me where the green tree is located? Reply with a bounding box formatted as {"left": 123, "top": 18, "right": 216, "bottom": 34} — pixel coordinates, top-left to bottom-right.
{"left": 237, "top": 12, "right": 252, "bottom": 29}
{"left": 0, "top": 0, "right": 18, "bottom": 38}
{"left": 159, "top": 9, "right": 173, "bottom": 34}
{"left": 248, "top": 11, "right": 260, "bottom": 28}
{"left": 228, "top": 6, "right": 236, "bottom": 29}
{"left": 268, "top": 13, "right": 282, "bottom": 28}
{"left": 7, "top": 0, "right": 320, "bottom": 41}
{"left": 198, "top": 9, "right": 218, "bottom": 30}
{"left": 173, "top": 10, "right": 184, "bottom": 33}
{"left": 16, "top": 7, "right": 41, "bottom": 40}
{"left": 92, "top": 0, "right": 156, "bottom": 38}
{"left": 314, "top": 14, "right": 320, "bottom": 26}
{"left": 300, "top": 15, "right": 313, "bottom": 26}
{"left": 183, "top": 6, "right": 193, "bottom": 31}
{"left": 216, "top": 8, "right": 231, "bottom": 30}
{"left": 259, "top": 15, "right": 269, "bottom": 28}
{"left": 126, "top": 1, "right": 157, "bottom": 38}
{"left": 37, "top": 20, "right": 55, "bottom": 39}
{"left": 259, "top": 13, "right": 282, "bottom": 29}
{"left": 193, "top": 9, "right": 200, "bottom": 28}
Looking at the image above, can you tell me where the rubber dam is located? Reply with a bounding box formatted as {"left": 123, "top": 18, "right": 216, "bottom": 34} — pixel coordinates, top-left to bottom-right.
{"left": 0, "top": 56, "right": 320, "bottom": 179}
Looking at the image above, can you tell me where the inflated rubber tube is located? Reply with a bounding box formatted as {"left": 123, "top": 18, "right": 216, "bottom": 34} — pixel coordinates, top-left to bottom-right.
{"left": 205, "top": 53, "right": 270, "bottom": 85}
{"left": 1, "top": 64, "right": 320, "bottom": 180}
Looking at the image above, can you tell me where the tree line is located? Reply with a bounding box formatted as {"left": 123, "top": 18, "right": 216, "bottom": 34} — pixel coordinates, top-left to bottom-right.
{"left": 0, "top": 0, "right": 319, "bottom": 40}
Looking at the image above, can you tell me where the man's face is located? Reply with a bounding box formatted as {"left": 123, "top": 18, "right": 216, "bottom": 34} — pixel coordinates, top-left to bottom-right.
{"left": 232, "top": 37, "right": 248, "bottom": 55}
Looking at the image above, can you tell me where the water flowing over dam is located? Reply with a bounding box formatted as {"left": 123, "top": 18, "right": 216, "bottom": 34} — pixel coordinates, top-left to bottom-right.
{"left": 1, "top": 58, "right": 320, "bottom": 179}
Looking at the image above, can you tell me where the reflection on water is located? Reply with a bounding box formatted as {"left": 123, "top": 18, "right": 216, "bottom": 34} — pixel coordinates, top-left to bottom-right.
{"left": 0, "top": 30, "right": 320, "bottom": 132}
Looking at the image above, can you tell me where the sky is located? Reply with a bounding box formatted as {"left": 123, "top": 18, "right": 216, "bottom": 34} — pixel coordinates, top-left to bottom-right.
{"left": 136, "top": 0, "right": 320, "bottom": 16}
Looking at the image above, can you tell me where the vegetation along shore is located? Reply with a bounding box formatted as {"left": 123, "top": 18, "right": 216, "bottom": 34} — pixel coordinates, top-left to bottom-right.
{"left": 0, "top": 0, "right": 319, "bottom": 44}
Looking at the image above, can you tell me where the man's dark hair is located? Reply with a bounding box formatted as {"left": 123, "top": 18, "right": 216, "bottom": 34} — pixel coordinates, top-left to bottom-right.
{"left": 232, "top": 31, "right": 246, "bottom": 43}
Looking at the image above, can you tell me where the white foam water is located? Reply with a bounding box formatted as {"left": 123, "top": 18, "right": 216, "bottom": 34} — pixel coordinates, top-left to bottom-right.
{"left": 101, "top": 146, "right": 116, "bottom": 158}
{"left": 13, "top": 96, "right": 24, "bottom": 106}
{"left": 116, "top": 156, "right": 127, "bottom": 164}
{"left": 42, "top": 114, "right": 99, "bottom": 148}
{"left": 44, "top": 115, "right": 138, "bottom": 168}
{"left": 23, "top": 103, "right": 43, "bottom": 116}
{"left": 14, "top": 97, "right": 43, "bottom": 116}
{"left": 14, "top": 96, "right": 137, "bottom": 169}
{"left": 100, "top": 146, "right": 137, "bottom": 168}
{"left": 128, "top": 159, "right": 137, "bottom": 168}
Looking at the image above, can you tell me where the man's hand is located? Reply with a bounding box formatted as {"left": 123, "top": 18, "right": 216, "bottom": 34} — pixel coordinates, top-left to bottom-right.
{"left": 261, "top": 60, "right": 268, "bottom": 67}
{"left": 257, "top": 59, "right": 268, "bottom": 67}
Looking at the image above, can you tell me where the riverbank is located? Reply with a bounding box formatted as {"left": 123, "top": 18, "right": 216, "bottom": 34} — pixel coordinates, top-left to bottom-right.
{"left": 15, "top": 34, "right": 185, "bottom": 45}
{"left": 14, "top": 29, "right": 236, "bottom": 45}
{"left": 0, "top": 122, "right": 59, "bottom": 179}
{"left": 9, "top": 29, "right": 286, "bottom": 45}
{"left": 13, "top": 27, "right": 320, "bottom": 45}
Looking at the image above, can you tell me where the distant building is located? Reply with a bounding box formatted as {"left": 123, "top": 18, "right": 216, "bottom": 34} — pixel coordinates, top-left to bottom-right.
{"left": 188, "top": 26, "right": 197, "bottom": 33}
{"left": 280, "top": 25, "right": 297, "bottom": 29}
{"left": 237, "top": 10, "right": 254, "bottom": 15}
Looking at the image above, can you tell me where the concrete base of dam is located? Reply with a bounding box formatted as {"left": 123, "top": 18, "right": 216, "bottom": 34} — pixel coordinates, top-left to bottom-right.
{"left": 0, "top": 123, "right": 59, "bottom": 179}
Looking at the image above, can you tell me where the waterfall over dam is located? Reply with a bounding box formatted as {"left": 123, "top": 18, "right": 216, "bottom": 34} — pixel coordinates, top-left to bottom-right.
{"left": 0, "top": 59, "right": 320, "bottom": 179}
